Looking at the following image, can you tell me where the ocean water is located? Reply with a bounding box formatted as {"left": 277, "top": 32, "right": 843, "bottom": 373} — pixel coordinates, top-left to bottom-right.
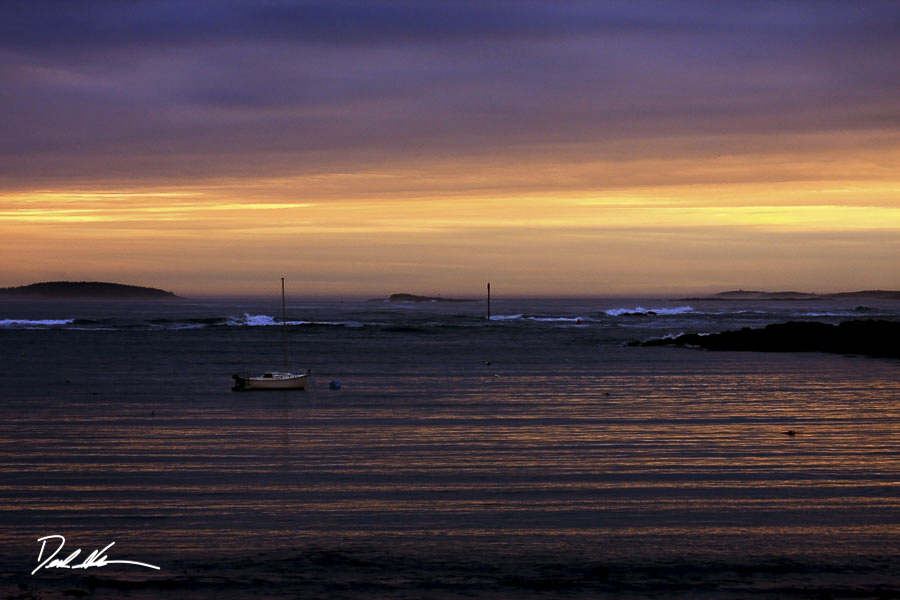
{"left": 1, "top": 296, "right": 899, "bottom": 598}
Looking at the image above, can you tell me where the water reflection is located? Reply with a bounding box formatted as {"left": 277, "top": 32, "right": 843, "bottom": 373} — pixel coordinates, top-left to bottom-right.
{"left": 1, "top": 349, "right": 898, "bottom": 562}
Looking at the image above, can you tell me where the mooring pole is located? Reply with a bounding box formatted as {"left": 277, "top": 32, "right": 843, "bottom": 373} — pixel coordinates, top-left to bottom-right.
{"left": 487, "top": 282, "right": 491, "bottom": 321}
{"left": 281, "top": 277, "right": 288, "bottom": 371}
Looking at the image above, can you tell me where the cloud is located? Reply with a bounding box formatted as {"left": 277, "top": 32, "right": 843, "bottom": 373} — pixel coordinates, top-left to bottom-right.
{"left": 2, "top": 1, "right": 899, "bottom": 190}
{"left": 0, "top": 1, "right": 702, "bottom": 54}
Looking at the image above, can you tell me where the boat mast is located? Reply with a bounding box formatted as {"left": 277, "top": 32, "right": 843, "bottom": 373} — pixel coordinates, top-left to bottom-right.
{"left": 487, "top": 282, "right": 491, "bottom": 320}
{"left": 281, "top": 277, "right": 288, "bottom": 371}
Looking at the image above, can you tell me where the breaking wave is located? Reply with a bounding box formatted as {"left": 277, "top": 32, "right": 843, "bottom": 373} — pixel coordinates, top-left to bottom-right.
{"left": 487, "top": 314, "right": 592, "bottom": 325}
{"left": 224, "top": 314, "right": 366, "bottom": 327}
{"left": 605, "top": 306, "right": 694, "bottom": 317}
{"left": 226, "top": 313, "right": 279, "bottom": 327}
{"left": 0, "top": 318, "right": 75, "bottom": 328}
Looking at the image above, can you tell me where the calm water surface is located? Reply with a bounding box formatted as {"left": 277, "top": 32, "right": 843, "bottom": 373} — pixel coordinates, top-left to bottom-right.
{"left": 1, "top": 297, "right": 898, "bottom": 597}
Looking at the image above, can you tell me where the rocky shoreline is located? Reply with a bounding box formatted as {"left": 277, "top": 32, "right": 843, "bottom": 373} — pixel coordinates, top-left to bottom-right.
{"left": 631, "top": 319, "right": 900, "bottom": 359}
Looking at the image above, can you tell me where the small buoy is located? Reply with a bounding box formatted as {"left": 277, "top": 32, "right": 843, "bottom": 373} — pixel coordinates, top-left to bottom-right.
{"left": 329, "top": 380, "right": 341, "bottom": 390}
{"left": 784, "top": 430, "right": 797, "bottom": 436}
{"left": 484, "top": 361, "right": 492, "bottom": 366}
{"left": 575, "top": 318, "right": 583, "bottom": 325}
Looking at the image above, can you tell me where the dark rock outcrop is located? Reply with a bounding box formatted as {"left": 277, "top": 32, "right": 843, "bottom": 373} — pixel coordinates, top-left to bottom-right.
{"left": 632, "top": 320, "right": 900, "bottom": 359}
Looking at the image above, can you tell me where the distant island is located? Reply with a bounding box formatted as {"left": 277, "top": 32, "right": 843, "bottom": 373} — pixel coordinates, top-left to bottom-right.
{"left": 0, "top": 281, "right": 181, "bottom": 300}
{"left": 631, "top": 320, "right": 900, "bottom": 359}
{"left": 367, "top": 293, "right": 476, "bottom": 303}
{"left": 680, "top": 289, "right": 900, "bottom": 301}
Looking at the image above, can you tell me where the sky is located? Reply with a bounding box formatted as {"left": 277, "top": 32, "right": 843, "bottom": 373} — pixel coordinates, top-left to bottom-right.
{"left": 2, "top": 0, "right": 899, "bottom": 297}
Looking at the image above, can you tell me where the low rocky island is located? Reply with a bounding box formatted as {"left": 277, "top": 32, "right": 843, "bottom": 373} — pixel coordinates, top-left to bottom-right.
{"left": 680, "top": 289, "right": 900, "bottom": 301}
{"left": 0, "top": 281, "right": 181, "bottom": 300}
{"left": 631, "top": 320, "right": 900, "bottom": 359}
{"left": 368, "top": 293, "right": 475, "bottom": 303}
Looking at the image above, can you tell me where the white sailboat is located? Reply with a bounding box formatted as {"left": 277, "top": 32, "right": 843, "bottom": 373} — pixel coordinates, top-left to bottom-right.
{"left": 232, "top": 278, "right": 310, "bottom": 391}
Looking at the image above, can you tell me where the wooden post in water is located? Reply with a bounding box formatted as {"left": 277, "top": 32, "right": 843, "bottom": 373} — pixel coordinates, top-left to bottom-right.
{"left": 486, "top": 282, "right": 491, "bottom": 321}
{"left": 281, "top": 277, "right": 288, "bottom": 371}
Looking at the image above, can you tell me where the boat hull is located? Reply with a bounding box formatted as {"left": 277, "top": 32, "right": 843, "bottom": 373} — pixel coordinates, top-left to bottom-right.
{"left": 232, "top": 371, "right": 309, "bottom": 391}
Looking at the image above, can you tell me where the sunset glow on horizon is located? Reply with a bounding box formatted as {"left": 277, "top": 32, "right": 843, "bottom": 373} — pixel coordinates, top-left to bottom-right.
{"left": 2, "top": 1, "right": 898, "bottom": 297}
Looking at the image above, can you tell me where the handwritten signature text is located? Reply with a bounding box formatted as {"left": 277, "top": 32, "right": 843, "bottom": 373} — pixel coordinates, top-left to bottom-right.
{"left": 32, "top": 535, "right": 161, "bottom": 575}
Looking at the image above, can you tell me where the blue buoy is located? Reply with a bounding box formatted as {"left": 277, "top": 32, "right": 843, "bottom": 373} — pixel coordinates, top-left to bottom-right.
{"left": 329, "top": 380, "right": 341, "bottom": 390}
